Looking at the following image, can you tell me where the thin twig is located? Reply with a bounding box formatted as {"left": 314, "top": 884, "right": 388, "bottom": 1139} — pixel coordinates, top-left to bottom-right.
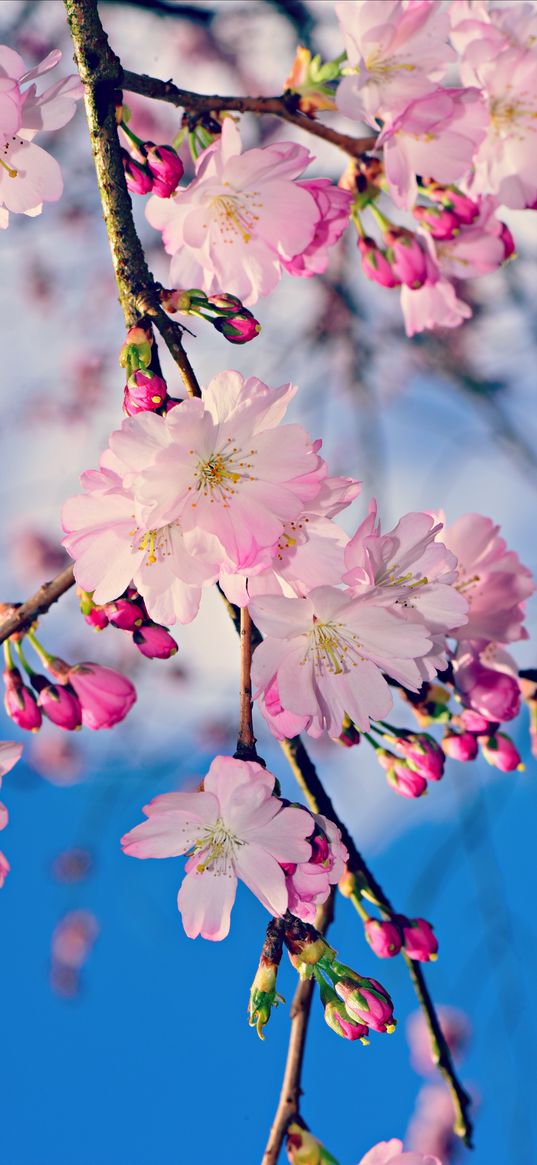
{"left": 235, "top": 605, "right": 258, "bottom": 761}
{"left": 0, "top": 566, "right": 76, "bottom": 645}
{"left": 262, "top": 895, "right": 334, "bottom": 1165}
{"left": 280, "top": 735, "right": 474, "bottom": 1146}
{"left": 122, "top": 69, "right": 377, "bottom": 159}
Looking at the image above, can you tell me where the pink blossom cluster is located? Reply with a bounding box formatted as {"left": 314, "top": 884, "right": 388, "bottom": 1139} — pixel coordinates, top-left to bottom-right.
{"left": 121, "top": 755, "right": 348, "bottom": 941}
{"left": 0, "top": 46, "right": 81, "bottom": 226}
{"left": 334, "top": 0, "right": 537, "bottom": 333}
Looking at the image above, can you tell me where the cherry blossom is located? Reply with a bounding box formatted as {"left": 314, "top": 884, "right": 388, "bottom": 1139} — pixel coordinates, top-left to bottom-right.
{"left": 146, "top": 118, "right": 342, "bottom": 305}
{"left": 376, "top": 87, "right": 488, "bottom": 210}
{"left": 439, "top": 513, "right": 535, "bottom": 645}
{"left": 280, "top": 179, "right": 353, "bottom": 278}
{"left": 121, "top": 756, "right": 314, "bottom": 940}
{"left": 357, "top": 1139, "right": 441, "bottom": 1165}
{"left": 335, "top": 0, "right": 454, "bottom": 125}
{"left": 132, "top": 372, "right": 326, "bottom": 571}
{"left": 400, "top": 276, "right": 472, "bottom": 336}
{"left": 0, "top": 46, "right": 82, "bottom": 226}
{"left": 342, "top": 501, "right": 468, "bottom": 680}
{"left": 285, "top": 813, "right": 348, "bottom": 923}
{"left": 250, "top": 586, "right": 434, "bottom": 738}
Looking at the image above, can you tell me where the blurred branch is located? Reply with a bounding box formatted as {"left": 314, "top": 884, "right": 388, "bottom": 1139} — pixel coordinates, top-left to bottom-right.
{"left": 99, "top": 0, "right": 216, "bottom": 19}
{"left": 262, "top": 895, "right": 334, "bottom": 1165}
{"left": 122, "top": 70, "right": 377, "bottom": 157}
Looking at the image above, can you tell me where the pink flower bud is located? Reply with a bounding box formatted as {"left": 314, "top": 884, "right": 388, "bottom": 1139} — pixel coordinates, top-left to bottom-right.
{"left": 459, "top": 708, "right": 491, "bottom": 733}
{"left": 397, "top": 916, "right": 438, "bottom": 962}
{"left": 104, "top": 598, "right": 145, "bottom": 631}
{"left": 35, "top": 679, "right": 82, "bottom": 731}
{"left": 385, "top": 757, "right": 428, "bottom": 799}
{"left": 324, "top": 998, "right": 370, "bottom": 1042}
{"left": 48, "top": 660, "right": 136, "bottom": 730}
{"left": 430, "top": 186, "right": 480, "bottom": 225}
{"left": 133, "top": 623, "right": 178, "bottom": 659}
{"left": 394, "top": 733, "right": 445, "bottom": 781}
{"left": 3, "top": 667, "right": 42, "bottom": 731}
{"left": 454, "top": 656, "right": 521, "bottom": 723}
{"left": 124, "top": 369, "right": 167, "bottom": 415}
{"left": 441, "top": 729, "right": 478, "bottom": 762}
{"left": 207, "top": 293, "right": 244, "bottom": 312}
{"left": 84, "top": 607, "right": 109, "bottom": 631}
{"left": 145, "top": 143, "right": 184, "bottom": 197}
{"left": 413, "top": 203, "right": 460, "bottom": 239}
{"left": 385, "top": 229, "right": 431, "bottom": 289}
{"left": 365, "top": 917, "right": 403, "bottom": 958}
{"left": 213, "top": 312, "right": 260, "bottom": 343}
{"left": 479, "top": 732, "right": 523, "bottom": 772}
{"left": 358, "top": 237, "right": 401, "bottom": 287}
{"left": 335, "top": 969, "right": 396, "bottom": 1033}
{"left": 121, "top": 149, "right": 153, "bottom": 195}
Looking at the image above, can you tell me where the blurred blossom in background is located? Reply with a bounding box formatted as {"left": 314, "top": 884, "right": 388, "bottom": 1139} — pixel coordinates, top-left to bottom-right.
{"left": 1, "top": 2, "right": 536, "bottom": 1164}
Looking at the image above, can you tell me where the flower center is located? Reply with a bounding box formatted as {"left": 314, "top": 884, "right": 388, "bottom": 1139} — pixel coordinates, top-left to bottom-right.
{"left": 275, "top": 519, "right": 309, "bottom": 561}
{"left": 376, "top": 561, "right": 428, "bottom": 589}
{"left": 208, "top": 189, "right": 262, "bottom": 244}
{"left": 304, "top": 620, "right": 362, "bottom": 676}
{"left": 130, "top": 521, "right": 179, "bottom": 566}
{"left": 189, "top": 437, "right": 257, "bottom": 507}
{"left": 193, "top": 817, "right": 243, "bottom": 874}
{"left": 364, "top": 52, "right": 417, "bottom": 80}
{"left": 455, "top": 571, "right": 481, "bottom": 599}
{"left": 490, "top": 94, "right": 537, "bottom": 136}
{"left": 0, "top": 137, "right": 20, "bottom": 178}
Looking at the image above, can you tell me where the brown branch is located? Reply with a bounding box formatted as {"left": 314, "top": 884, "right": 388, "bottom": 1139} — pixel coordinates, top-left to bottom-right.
{"left": 122, "top": 69, "right": 377, "bottom": 159}
{"left": 0, "top": 566, "right": 76, "bottom": 646}
{"left": 262, "top": 895, "right": 334, "bottom": 1165}
{"left": 64, "top": 0, "right": 201, "bottom": 399}
{"left": 235, "top": 605, "right": 258, "bottom": 761}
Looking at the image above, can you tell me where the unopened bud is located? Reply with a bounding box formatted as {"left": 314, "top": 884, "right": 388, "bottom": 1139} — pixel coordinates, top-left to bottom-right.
{"left": 119, "top": 326, "right": 152, "bottom": 371}
{"left": 396, "top": 915, "right": 438, "bottom": 962}
{"left": 364, "top": 917, "right": 403, "bottom": 958}
{"left": 124, "top": 369, "right": 167, "bottom": 415}
{"left": 3, "top": 666, "right": 42, "bottom": 731}
{"left": 441, "top": 729, "right": 478, "bottom": 762}
{"left": 133, "top": 623, "right": 178, "bottom": 659}
{"left": 145, "top": 143, "right": 184, "bottom": 197}
{"left": 286, "top": 1122, "right": 339, "bottom": 1165}
{"left": 479, "top": 732, "right": 524, "bottom": 773}
{"left": 249, "top": 919, "right": 284, "bottom": 1039}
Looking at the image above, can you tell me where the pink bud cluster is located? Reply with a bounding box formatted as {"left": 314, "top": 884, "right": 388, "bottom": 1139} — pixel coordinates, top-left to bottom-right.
{"left": 160, "top": 287, "right": 260, "bottom": 345}
{"left": 373, "top": 729, "right": 445, "bottom": 800}
{"left": 365, "top": 916, "right": 438, "bottom": 963}
{"left": 80, "top": 587, "right": 178, "bottom": 661}
{"left": 2, "top": 634, "right": 136, "bottom": 733}
{"left": 121, "top": 136, "right": 184, "bottom": 199}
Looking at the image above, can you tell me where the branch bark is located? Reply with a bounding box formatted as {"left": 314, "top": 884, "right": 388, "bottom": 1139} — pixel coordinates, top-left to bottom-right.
{"left": 261, "top": 896, "right": 334, "bottom": 1165}
{"left": 122, "top": 69, "right": 377, "bottom": 159}
{"left": 235, "top": 605, "right": 258, "bottom": 761}
{"left": 0, "top": 565, "right": 76, "bottom": 645}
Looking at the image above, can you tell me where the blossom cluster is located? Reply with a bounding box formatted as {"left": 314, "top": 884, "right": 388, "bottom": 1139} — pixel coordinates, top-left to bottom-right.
{"left": 0, "top": 46, "right": 81, "bottom": 226}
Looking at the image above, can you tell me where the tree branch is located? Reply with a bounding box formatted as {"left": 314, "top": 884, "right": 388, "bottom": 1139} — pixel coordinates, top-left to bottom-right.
{"left": 261, "top": 896, "right": 334, "bottom": 1165}
{"left": 121, "top": 69, "right": 377, "bottom": 158}
{"left": 64, "top": 0, "right": 201, "bottom": 398}
{"left": 0, "top": 566, "right": 76, "bottom": 645}
{"left": 235, "top": 605, "right": 258, "bottom": 761}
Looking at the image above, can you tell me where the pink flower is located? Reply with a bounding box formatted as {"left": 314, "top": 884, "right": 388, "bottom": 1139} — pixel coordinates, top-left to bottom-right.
{"left": 439, "top": 513, "right": 534, "bottom": 644}
{"left": 358, "top": 1137, "right": 442, "bottom": 1165}
{"left": 0, "top": 850, "right": 10, "bottom": 887}
{"left": 377, "top": 87, "right": 488, "bottom": 210}
{"left": 407, "top": 1005, "right": 470, "bottom": 1077}
{"left": 365, "top": 918, "right": 403, "bottom": 958}
{"left": 121, "top": 756, "right": 313, "bottom": 941}
{"left": 401, "top": 277, "right": 472, "bottom": 336}
{"left": 256, "top": 676, "right": 311, "bottom": 742}
{"left": 133, "top": 372, "right": 326, "bottom": 571}
{"left": 52, "top": 909, "right": 99, "bottom": 969}
{"left": 0, "top": 46, "right": 82, "bottom": 226}
{"left": 219, "top": 473, "right": 360, "bottom": 608}
{"left": 62, "top": 419, "right": 223, "bottom": 628}
{"left": 286, "top": 813, "right": 348, "bottom": 923}
{"left": 49, "top": 659, "right": 136, "bottom": 730}
{"left": 280, "top": 179, "right": 352, "bottom": 277}
{"left": 146, "top": 119, "right": 324, "bottom": 305}
{"left": 430, "top": 196, "right": 513, "bottom": 280}
{"left": 335, "top": 1, "right": 455, "bottom": 124}
{"left": 0, "top": 740, "right": 23, "bottom": 777}
{"left": 461, "top": 47, "right": 537, "bottom": 208}
{"left": 479, "top": 731, "right": 523, "bottom": 772}
{"left": 406, "top": 1083, "right": 459, "bottom": 1160}
{"left": 343, "top": 501, "right": 468, "bottom": 679}
{"left": 250, "top": 586, "right": 434, "bottom": 739}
